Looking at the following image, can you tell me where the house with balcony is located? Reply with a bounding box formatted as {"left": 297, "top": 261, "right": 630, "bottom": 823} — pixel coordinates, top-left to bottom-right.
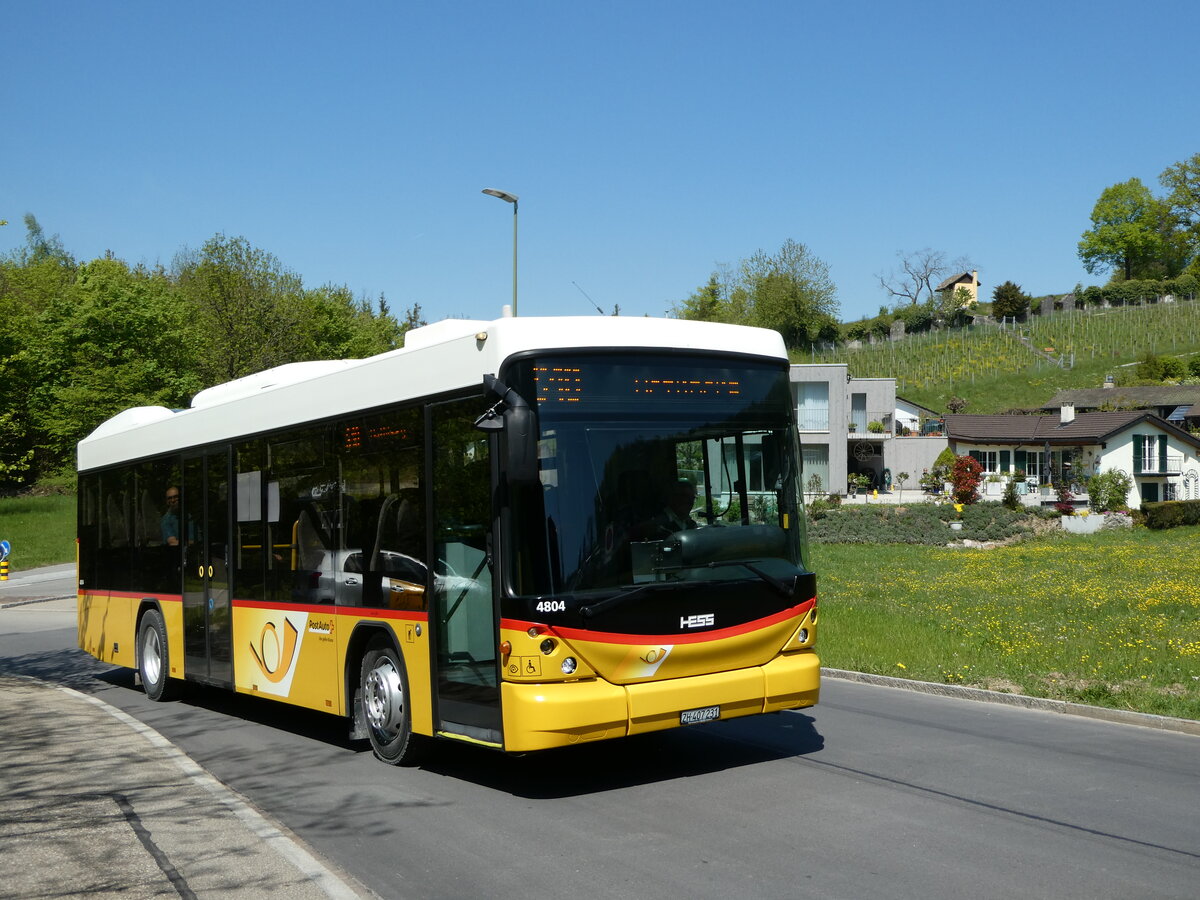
{"left": 943, "top": 406, "right": 1200, "bottom": 506}
{"left": 790, "top": 365, "right": 946, "bottom": 496}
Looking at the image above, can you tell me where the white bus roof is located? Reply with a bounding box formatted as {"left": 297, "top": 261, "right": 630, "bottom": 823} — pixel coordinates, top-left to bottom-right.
{"left": 78, "top": 315, "right": 787, "bottom": 471}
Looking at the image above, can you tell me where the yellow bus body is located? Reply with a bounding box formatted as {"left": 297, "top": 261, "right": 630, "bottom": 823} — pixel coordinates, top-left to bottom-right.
{"left": 79, "top": 588, "right": 818, "bottom": 753}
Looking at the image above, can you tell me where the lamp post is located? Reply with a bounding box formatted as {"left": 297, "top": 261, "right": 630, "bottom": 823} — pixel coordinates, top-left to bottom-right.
{"left": 482, "top": 188, "right": 518, "bottom": 315}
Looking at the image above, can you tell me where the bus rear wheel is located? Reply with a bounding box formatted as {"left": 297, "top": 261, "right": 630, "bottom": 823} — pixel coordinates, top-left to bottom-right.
{"left": 360, "top": 641, "right": 426, "bottom": 766}
{"left": 138, "top": 608, "right": 180, "bottom": 701}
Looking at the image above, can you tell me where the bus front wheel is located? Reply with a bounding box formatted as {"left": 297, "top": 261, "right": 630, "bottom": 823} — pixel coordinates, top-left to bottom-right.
{"left": 138, "top": 608, "right": 179, "bottom": 701}
{"left": 360, "top": 641, "right": 426, "bottom": 766}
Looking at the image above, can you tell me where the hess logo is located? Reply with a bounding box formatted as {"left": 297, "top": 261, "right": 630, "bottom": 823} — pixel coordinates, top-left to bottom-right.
{"left": 680, "top": 613, "right": 715, "bottom": 629}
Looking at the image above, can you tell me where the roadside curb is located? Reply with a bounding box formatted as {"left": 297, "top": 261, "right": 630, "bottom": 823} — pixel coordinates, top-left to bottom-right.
{"left": 822, "top": 667, "right": 1200, "bottom": 737}
{"left": 0, "top": 595, "right": 75, "bottom": 609}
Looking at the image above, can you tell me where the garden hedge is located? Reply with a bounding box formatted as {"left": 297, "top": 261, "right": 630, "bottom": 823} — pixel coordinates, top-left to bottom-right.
{"left": 1141, "top": 499, "right": 1200, "bottom": 530}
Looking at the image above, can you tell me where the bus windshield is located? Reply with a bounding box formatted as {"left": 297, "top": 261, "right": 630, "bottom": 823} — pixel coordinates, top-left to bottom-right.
{"left": 506, "top": 353, "right": 809, "bottom": 631}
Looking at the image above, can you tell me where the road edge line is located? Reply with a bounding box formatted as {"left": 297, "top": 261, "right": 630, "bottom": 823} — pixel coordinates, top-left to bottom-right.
{"left": 822, "top": 668, "right": 1200, "bottom": 737}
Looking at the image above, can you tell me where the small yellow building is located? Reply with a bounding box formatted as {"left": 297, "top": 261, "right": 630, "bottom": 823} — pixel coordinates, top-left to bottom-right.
{"left": 936, "top": 270, "right": 981, "bottom": 308}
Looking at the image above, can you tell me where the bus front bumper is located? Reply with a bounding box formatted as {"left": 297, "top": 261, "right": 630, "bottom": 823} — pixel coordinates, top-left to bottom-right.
{"left": 500, "top": 651, "right": 819, "bottom": 753}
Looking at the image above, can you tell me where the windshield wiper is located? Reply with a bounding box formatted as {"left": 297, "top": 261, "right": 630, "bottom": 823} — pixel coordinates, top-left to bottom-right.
{"left": 579, "top": 583, "right": 666, "bottom": 619}
{"left": 700, "top": 560, "right": 797, "bottom": 598}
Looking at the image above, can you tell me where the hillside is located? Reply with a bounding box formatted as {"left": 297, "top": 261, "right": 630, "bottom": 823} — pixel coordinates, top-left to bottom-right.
{"left": 792, "top": 299, "right": 1200, "bottom": 413}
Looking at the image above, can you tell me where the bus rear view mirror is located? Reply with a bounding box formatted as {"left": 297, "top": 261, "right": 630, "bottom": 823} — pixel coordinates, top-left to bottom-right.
{"left": 475, "top": 375, "right": 539, "bottom": 485}
{"left": 504, "top": 405, "right": 538, "bottom": 485}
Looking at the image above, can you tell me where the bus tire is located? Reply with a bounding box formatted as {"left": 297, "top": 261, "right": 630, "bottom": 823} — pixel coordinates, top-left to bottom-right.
{"left": 360, "top": 640, "right": 427, "bottom": 766}
{"left": 138, "top": 608, "right": 180, "bottom": 702}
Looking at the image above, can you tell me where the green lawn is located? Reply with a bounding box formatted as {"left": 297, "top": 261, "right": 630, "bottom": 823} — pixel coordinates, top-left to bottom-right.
{"left": 812, "top": 526, "right": 1200, "bottom": 720}
{"left": 0, "top": 493, "right": 76, "bottom": 571}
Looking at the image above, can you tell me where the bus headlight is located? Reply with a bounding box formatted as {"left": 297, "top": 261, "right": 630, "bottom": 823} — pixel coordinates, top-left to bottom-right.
{"left": 798, "top": 628, "right": 809, "bottom": 644}
{"left": 561, "top": 657, "right": 578, "bottom": 675}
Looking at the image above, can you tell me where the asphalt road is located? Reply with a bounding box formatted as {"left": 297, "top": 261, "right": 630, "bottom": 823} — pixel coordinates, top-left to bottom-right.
{"left": 2, "top": 587, "right": 1198, "bottom": 899}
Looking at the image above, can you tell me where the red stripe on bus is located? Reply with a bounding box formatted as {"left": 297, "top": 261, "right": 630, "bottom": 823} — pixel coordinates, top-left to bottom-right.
{"left": 501, "top": 596, "right": 815, "bottom": 645}
{"left": 80, "top": 589, "right": 182, "bottom": 603}
{"left": 231, "top": 598, "right": 427, "bottom": 622}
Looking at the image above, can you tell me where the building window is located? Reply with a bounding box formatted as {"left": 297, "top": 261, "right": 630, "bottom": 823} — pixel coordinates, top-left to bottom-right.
{"left": 850, "top": 393, "right": 867, "bottom": 433}
{"left": 1141, "top": 437, "right": 1158, "bottom": 473}
{"left": 796, "top": 382, "right": 829, "bottom": 431}
{"left": 1024, "top": 454, "right": 1041, "bottom": 483}
{"left": 801, "top": 444, "right": 830, "bottom": 495}
{"left": 969, "top": 450, "right": 999, "bottom": 473}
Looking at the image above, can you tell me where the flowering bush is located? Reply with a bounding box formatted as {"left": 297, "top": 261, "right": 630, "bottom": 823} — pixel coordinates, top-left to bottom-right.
{"left": 1053, "top": 478, "right": 1075, "bottom": 515}
{"left": 950, "top": 455, "right": 983, "bottom": 504}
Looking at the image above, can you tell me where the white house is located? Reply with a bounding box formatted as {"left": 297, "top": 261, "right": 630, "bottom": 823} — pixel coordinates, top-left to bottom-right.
{"left": 944, "top": 408, "right": 1200, "bottom": 506}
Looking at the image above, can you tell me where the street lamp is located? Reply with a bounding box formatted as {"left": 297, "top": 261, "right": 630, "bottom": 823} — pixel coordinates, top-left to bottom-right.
{"left": 482, "top": 188, "right": 518, "bottom": 315}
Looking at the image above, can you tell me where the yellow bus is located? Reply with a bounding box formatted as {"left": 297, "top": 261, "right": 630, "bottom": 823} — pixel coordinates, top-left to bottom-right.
{"left": 77, "top": 315, "right": 819, "bottom": 764}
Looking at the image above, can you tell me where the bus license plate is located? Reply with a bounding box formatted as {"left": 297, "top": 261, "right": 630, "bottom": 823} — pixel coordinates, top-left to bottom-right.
{"left": 680, "top": 705, "right": 720, "bottom": 725}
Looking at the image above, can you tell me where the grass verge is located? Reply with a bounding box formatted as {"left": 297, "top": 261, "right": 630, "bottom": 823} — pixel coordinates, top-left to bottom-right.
{"left": 0, "top": 493, "right": 76, "bottom": 571}
{"left": 812, "top": 526, "right": 1200, "bottom": 720}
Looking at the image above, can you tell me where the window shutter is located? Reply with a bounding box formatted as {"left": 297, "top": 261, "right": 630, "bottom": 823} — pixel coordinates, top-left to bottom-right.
{"left": 1000, "top": 450, "right": 1011, "bottom": 472}
{"left": 969, "top": 450, "right": 981, "bottom": 464}
{"left": 1133, "top": 434, "right": 1143, "bottom": 474}
{"left": 1159, "top": 435, "right": 1168, "bottom": 474}
{"left": 1015, "top": 449, "right": 1027, "bottom": 471}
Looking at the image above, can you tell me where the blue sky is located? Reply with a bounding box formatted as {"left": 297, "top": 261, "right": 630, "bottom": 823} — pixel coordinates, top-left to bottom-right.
{"left": 4, "top": 1, "right": 1198, "bottom": 326}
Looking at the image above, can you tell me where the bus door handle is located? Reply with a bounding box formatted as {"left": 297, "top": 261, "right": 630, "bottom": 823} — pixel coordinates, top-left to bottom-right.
{"left": 207, "top": 565, "right": 214, "bottom": 578}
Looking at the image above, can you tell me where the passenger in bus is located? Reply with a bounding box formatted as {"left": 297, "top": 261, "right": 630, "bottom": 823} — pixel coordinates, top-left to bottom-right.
{"left": 648, "top": 479, "right": 699, "bottom": 537}
{"left": 160, "top": 487, "right": 188, "bottom": 546}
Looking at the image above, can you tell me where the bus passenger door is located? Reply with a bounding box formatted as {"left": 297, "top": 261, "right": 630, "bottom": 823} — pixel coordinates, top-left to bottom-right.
{"left": 429, "top": 399, "right": 501, "bottom": 745}
{"left": 182, "top": 449, "right": 233, "bottom": 687}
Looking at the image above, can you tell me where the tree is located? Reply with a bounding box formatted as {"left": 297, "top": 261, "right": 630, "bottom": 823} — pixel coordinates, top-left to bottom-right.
{"left": 676, "top": 274, "right": 726, "bottom": 322}
{"left": 876, "top": 248, "right": 973, "bottom": 306}
{"left": 175, "top": 234, "right": 308, "bottom": 383}
{"left": 1160, "top": 152, "right": 1200, "bottom": 269}
{"left": 934, "top": 286, "right": 975, "bottom": 325}
{"left": 947, "top": 395, "right": 968, "bottom": 413}
{"left": 26, "top": 257, "right": 203, "bottom": 472}
{"left": 991, "top": 280, "right": 1031, "bottom": 318}
{"left": 1077, "top": 178, "right": 1182, "bottom": 281}
{"left": 674, "top": 240, "right": 838, "bottom": 346}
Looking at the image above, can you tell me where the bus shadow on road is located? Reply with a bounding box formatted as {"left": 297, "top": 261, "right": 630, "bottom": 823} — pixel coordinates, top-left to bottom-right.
{"left": 5, "top": 649, "right": 826, "bottom": 799}
{"left": 420, "top": 712, "right": 825, "bottom": 799}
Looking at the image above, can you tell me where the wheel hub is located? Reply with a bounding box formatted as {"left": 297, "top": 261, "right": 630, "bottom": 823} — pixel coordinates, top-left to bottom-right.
{"left": 142, "top": 627, "right": 162, "bottom": 684}
{"left": 364, "top": 659, "right": 404, "bottom": 735}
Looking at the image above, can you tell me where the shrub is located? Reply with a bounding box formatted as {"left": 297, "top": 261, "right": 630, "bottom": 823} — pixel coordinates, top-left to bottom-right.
{"left": 1142, "top": 500, "right": 1200, "bottom": 529}
{"left": 1001, "top": 478, "right": 1020, "bottom": 510}
{"left": 867, "top": 420, "right": 885, "bottom": 433}
{"left": 1053, "top": 478, "right": 1075, "bottom": 515}
{"left": 1087, "top": 470, "right": 1133, "bottom": 512}
{"left": 1160, "top": 357, "right": 1187, "bottom": 381}
{"left": 950, "top": 455, "right": 983, "bottom": 504}
{"left": 806, "top": 501, "right": 1056, "bottom": 545}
